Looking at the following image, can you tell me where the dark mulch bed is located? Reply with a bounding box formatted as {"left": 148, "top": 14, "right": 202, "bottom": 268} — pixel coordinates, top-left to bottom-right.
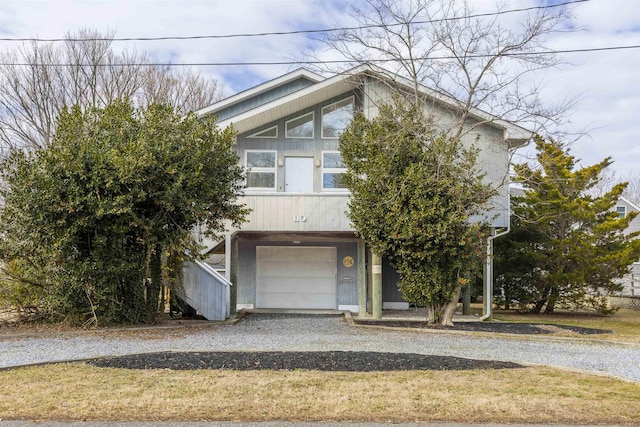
{"left": 354, "top": 320, "right": 612, "bottom": 335}
{"left": 87, "top": 351, "right": 523, "bottom": 371}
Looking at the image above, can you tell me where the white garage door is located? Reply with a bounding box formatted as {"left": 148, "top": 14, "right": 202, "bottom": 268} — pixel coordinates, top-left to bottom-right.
{"left": 256, "top": 246, "right": 337, "bottom": 309}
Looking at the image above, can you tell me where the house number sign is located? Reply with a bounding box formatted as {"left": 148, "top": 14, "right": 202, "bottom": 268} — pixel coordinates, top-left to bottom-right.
{"left": 342, "top": 256, "right": 354, "bottom": 268}
{"left": 293, "top": 215, "right": 307, "bottom": 222}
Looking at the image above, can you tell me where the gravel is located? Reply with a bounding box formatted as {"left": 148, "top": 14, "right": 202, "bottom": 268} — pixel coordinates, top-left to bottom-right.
{"left": 1, "top": 313, "right": 639, "bottom": 382}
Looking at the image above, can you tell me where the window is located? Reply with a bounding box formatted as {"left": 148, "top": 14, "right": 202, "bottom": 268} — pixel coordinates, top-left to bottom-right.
{"left": 616, "top": 206, "right": 627, "bottom": 218}
{"left": 322, "top": 97, "right": 354, "bottom": 138}
{"left": 286, "top": 112, "right": 314, "bottom": 138}
{"left": 248, "top": 125, "right": 277, "bottom": 139}
{"left": 322, "top": 151, "right": 347, "bottom": 190}
{"left": 246, "top": 150, "right": 276, "bottom": 189}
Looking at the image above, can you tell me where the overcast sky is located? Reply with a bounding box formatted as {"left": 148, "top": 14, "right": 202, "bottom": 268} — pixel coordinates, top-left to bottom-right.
{"left": 0, "top": 0, "right": 638, "bottom": 179}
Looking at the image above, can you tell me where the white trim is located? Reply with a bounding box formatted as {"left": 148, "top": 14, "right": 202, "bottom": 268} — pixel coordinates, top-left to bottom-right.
{"left": 383, "top": 302, "right": 410, "bottom": 310}
{"left": 285, "top": 111, "right": 315, "bottom": 139}
{"left": 245, "top": 149, "right": 277, "bottom": 190}
{"left": 619, "top": 196, "right": 640, "bottom": 213}
{"left": 237, "top": 304, "right": 254, "bottom": 310}
{"left": 616, "top": 205, "right": 627, "bottom": 218}
{"left": 321, "top": 96, "right": 355, "bottom": 139}
{"left": 338, "top": 304, "right": 359, "bottom": 313}
{"left": 248, "top": 125, "right": 278, "bottom": 139}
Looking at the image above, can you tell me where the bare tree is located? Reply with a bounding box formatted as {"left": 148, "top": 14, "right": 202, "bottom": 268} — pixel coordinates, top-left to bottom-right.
{"left": 0, "top": 28, "right": 223, "bottom": 150}
{"left": 311, "top": 0, "right": 580, "bottom": 323}
{"left": 140, "top": 66, "right": 222, "bottom": 114}
{"left": 316, "top": 0, "right": 576, "bottom": 137}
{"left": 622, "top": 170, "right": 640, "bottom": 206}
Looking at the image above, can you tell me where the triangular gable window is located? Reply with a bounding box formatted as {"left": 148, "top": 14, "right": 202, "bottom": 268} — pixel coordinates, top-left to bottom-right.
{"left": 248, "top": 125, "right": 278, "bottom": 139}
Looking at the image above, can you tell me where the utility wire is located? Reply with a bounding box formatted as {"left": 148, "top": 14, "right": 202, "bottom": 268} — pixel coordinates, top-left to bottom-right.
{"left": 0, "top": 44, "right": 636, "bottom": 68}
{"left": 0, "top": 0, "right": 589, "bottom": 43}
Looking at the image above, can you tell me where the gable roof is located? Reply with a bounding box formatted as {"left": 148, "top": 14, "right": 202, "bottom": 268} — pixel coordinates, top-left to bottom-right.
{"left": 195, "top": 64, "right": 532, "bottom": 146}
{"left": 196, "top": 68, "right": 324, "bottom": 120}
{"left": 618, "top": 196, "right": 640, "bottom": 213}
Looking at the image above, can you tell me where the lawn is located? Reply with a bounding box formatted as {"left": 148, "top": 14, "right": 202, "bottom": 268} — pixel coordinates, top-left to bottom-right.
{"left": 492, "top": 308, "right": 640, "bottom": 342}
{"left": 0, "top": 363, "right": 639, "bottom": 424}
{"left": 1, "top": 307, "right": 639, "bottom": 423}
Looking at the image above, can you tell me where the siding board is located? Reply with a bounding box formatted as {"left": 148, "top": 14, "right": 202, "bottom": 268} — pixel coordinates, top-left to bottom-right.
{"left": 238, "top": 194, "right": 352, "bottom": 232}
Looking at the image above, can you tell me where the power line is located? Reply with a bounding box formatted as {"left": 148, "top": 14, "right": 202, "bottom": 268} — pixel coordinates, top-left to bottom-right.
{"left": 0, "top": 44, "right": 636, "bottom": 68}
{"left": 0, "top": 0, "right": 589, "bottom": 43}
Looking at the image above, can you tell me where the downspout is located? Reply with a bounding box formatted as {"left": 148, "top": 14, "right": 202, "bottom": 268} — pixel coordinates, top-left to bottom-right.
{"left": 480, "top": 187, "right": 511, "bottom": 321}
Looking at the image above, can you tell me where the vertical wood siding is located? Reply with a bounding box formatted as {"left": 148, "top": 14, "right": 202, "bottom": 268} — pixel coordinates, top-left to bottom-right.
{"left": 240, "top": 194, "right": 352, "bottom": 232}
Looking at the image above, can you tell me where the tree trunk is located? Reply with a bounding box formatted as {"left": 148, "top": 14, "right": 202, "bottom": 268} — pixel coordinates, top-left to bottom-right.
{"left": 425, "top": 286, "right": 463, "bottom": 326}
{"left": 531, "top": 284, "right": 552, "bottom": 314}
{"left": 441, "top": 285, "right": 463, "bottom": 326}
{"left": 544, "top": 295, "right": 557, "bottom": 314}
{"left": 426, "top": 304, "right": 437, "bottom": 325}
{"left": 530, "top": 298, "right": 546, "bottom": 314}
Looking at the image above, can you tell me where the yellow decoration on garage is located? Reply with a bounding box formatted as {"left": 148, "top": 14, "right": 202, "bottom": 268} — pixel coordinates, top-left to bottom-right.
{"left": 342, "top": 256, "right": 354, "bottom": 268}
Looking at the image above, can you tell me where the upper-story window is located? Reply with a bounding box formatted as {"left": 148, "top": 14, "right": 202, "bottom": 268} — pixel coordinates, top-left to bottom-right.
{"left": 617, "top": 206, "right": 627, "bottom": 218}
{"left": 248, "top": 125, "right": 278, "bottom": 139}
{"left": 246, "top": 150, "right": 277, "bottom": 190}
{"left": 322, "top": 97, "right": 354, "bottom": 138}
{"left": 322, "top": 151, "right": 348, "bottom": 190}
{"left": 286, "top": 112, "right": 314, "bottom": 138}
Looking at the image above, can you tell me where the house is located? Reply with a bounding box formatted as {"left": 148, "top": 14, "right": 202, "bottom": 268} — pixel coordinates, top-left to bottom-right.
{"left": 614, "top": 196, "right": 640, "bottom": 297}
{"left": 507, "top": 188, "right": 640, "bottom": 300}
{"left": 181, "top": 65, "right": 530, "bottom": 320}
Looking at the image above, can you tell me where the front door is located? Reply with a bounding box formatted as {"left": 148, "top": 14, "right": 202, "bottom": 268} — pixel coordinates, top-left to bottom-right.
{"left": 285, "top": 157, "right": 314, "bottom": 193}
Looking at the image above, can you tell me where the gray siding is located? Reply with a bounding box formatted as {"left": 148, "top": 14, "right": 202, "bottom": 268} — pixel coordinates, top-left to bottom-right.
{"left": 239, "top": 194, "right": 351, "bottom": 232}
{"left": 237, "top": 92, "right": 359, "bottom": 191}
{"left": 362, "top": 78, "right": 511, "bottom": 228}
{"left": 182, "top": 261, "right": 230, "bottom": 320}
{"left": 615, "top": 198, "right": 640, "bottom": 296}
{"left": 382, "top": 257, "right": 406, "bottom": 303}
{"left": 213, "top": 77, "right": 317, "bottom": 122}
{"left": 617, "top": 198, "right": 640, "bottom": 236}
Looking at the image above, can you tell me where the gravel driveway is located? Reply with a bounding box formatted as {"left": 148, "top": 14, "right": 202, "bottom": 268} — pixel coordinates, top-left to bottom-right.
{"left": 1, "top": 313, "right": 639, "bottom": 382}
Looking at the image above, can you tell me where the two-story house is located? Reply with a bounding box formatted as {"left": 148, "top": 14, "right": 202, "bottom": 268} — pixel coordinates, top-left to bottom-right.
{"left": 181, "top": 65, "right": 530, "bottom": 320}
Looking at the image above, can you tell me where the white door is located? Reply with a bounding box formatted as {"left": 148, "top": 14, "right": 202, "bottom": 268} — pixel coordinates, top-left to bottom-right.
{"left": 256, "top": 246, "right": 337, "bottom": 309}
{"left": 285, "top": 157, "right": 314, "bottom": 193}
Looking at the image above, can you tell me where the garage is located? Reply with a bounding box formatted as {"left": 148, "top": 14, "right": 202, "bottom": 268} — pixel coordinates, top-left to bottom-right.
{"left": 256, "top": 246, "right": 337, "bottom": 309}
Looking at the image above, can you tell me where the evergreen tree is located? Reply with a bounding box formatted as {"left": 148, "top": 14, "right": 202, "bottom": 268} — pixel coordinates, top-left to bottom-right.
{"left": 496, "top": 136, "right": 640, "bottom": 314}
{"left": 340, "top": 101, "right": 496, "bottom": 325}
{"left": 0, "top": 101, "right": 248, "bottom": 324}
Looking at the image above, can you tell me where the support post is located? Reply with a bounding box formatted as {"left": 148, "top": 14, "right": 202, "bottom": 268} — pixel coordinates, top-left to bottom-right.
{"left": 357, "top": 241, "right": 367, "bottom": 317}
{"left": 372, "top": 252, "right": 382, "bottom": 319}
{"left": 367, "top": 250, "right": 373, "bottom": 314}
{"left": 230, "top": 236, "right": 238, "bottom": 315}
{"left": 482, "top": 232, "right": 494, "bottom": 320}
{"left": 462, "top": 281, "right": 471, "bottom": 315}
